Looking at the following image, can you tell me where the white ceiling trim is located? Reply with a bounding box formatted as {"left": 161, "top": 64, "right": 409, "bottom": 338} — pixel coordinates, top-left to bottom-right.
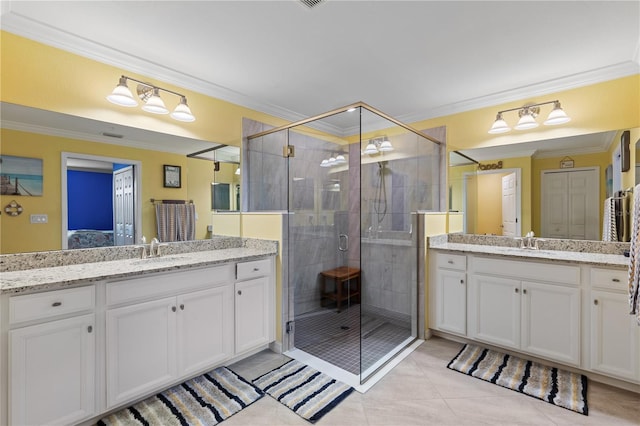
{"left": 2, "top": 4, "right": 639, "bottom": 133}
{"left": 397, "top": 61, "right": 640, "bottom": 126}
{"left": 2, "top": 119, "right": 184, "bottom": 155}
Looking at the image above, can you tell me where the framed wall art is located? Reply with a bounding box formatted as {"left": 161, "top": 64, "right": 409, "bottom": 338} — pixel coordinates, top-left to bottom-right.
{"left": 0, "top": 155, "right": 43, "bottom": 196}
{"left": 163, "top": 165, "right": 181, "bottom": 188}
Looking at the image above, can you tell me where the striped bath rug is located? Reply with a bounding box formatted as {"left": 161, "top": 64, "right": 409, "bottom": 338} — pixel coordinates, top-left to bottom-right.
{"left": 98, "top": 367, "right": 263, "bottom": 425}
{"left": 448, "top": 344, "right": 588, "bottom": 415}
{"left": 252, "top": 359, "right": 354, "bottom": 423}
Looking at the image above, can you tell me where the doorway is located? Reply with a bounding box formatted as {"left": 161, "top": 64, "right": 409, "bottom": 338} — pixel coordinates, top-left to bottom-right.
{"left": 463, "top": 168, "right": 522, "bottom": 236}
{"left": 61, "top": 152, "right": 142, "bottom": 249}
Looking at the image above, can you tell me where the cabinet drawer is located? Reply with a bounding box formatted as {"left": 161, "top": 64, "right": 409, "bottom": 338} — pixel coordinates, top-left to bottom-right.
{"left": 471, "top": 256, "right": 580, "bottom": 285}
{"left": 435, "top": 253, "right": 466, "bottom": 271}
{"left": 236, "top": 258, "right": 271, "bottom": 281}
{"left": 9, "top": 286, "right": 95, "bottom": 324}
{"left": 107, "top": 264, "right": 233, "bottom": 306}
{"left": 590, "top": 267, "right": 628, "bottom": 291}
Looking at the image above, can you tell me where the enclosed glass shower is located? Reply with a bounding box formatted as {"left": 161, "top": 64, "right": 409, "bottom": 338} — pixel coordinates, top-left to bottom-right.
{"left": 245, "top": 104, "right": 441, "bottom": 384}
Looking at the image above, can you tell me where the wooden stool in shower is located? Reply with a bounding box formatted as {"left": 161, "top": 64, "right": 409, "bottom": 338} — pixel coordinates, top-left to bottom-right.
{"left": 319, "top": 266, "right": 361, "bottom": 312}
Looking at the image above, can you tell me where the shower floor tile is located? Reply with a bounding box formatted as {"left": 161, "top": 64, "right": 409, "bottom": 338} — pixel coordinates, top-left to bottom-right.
{"left": 293, "top": 306, "right": 411, "bottom": 374}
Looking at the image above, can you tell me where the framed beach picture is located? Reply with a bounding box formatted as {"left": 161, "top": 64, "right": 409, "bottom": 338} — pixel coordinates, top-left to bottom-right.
{"left": 163, "top": 164, "right": 181, "bottom": 188}
{"left": 0, "top": 155, "right": 43, "bottom": 196}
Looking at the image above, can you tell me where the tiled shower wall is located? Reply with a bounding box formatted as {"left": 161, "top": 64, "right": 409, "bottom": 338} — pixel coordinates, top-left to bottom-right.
{"left": 243, "top": 118, "right": 443, "bottom": 320}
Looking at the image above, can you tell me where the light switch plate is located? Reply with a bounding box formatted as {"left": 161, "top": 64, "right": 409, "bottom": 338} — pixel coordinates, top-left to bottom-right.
{"left": 30, "top": 214, "right": 48, "bottom": 224}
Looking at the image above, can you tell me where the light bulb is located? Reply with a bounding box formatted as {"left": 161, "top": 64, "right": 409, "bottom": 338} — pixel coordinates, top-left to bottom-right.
{"left": 544, "top": 102, "right": 571, "bottom": 125}
{"left": 170, "top": 97, "right": 195, "bottom": 122}
{"left": 142, "top": 88, "right": 169, "bottom": 114}
{"left": 106, "top": 77, "right": 138, "bottom": 107}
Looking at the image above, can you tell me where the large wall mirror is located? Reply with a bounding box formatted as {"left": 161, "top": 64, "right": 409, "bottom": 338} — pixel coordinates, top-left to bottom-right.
{"left": 448, "top": 129, "right": 637, "bottom": 241}
{"left": 1, "top": 102, "right": 238, "bottom": 254}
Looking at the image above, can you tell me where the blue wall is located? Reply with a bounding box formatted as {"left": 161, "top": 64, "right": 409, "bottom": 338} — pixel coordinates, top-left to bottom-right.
{"left": 67, "top": 170, "right": 113, "bottom": 230}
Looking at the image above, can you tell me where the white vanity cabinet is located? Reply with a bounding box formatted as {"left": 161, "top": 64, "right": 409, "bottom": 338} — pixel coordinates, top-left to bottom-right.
{"left": 105, "top": 265, "right": 235, "bottom": 408}
{"left": 467, "top": 256, "right": 581, "bottom": 366}
{"left": 8, "top": 286, "right": 96, "bottom": 426}
{"left": 430, "top": 253, "right": 467, "bottom": 335}
{"left": 590, "top": 268, "right": 640, "bottom": 383}
{"left": 235, "top": 258, "right": 274, "bottom": 354}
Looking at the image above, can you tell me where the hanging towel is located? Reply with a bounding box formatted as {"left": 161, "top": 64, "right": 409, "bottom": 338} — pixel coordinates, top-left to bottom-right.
{"left": 176, "top": 203, "right": 196, "bottom": 242}
{"left": 627, "top": 184, "right": 640, "bottom": 325}
{"left": 155, "top": 203, "right": 196, "bottom": 242}
{"left": 602, "top": 197, "right": 617, "bottom": 241}
{"left": 155, "top": 203, "right": 177, "bottom": 242}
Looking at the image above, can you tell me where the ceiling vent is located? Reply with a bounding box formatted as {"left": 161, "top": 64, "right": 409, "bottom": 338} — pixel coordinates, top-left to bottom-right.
{"left": 102, "top": 131, "right": 124, "bottom": 139}
{"left": 299, "top": 0, "right": 325, "bottom": 8}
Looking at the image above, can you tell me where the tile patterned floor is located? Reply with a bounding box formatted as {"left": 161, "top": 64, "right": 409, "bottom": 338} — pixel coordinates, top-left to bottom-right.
{"left": 293, "top": 306, "right": 411, "bottom": 374}
{"left": 227, "top": 336, "right": 640, "bottom": 425}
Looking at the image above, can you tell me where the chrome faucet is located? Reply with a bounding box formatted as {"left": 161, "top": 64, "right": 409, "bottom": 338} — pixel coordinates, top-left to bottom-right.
{"left": 150, "top": 237, "right": 160, "bottom": 257}
{"left": 149, "top": 237, "right": 169, "bottom": 257}
{"left": 523, "top": 231, "right": 538, "bottom": 249}
{"left": 138, "top": 236, "right": 149, "bottom": 258}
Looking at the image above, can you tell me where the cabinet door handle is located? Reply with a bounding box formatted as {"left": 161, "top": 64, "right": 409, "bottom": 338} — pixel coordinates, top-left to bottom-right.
{"left": 180, "top": 304, "right": 185, "bottom": 310}
{"left": 523, "top": 289, "right": 527, "bottom": 294}
{"left": 460, "top": 279, "right": 464, "bottom": 284}
{"left": 612, "top": 278, "right": 620, "bottom": 282}
{"left": 51, "top": 301, "right": 62, "bottom": 307}
{"left": 448, "top": 260, "right": 454, "bottom": 264}
{"left": 237, "top": 290, "right": 242, "bottom": 296}
{"left": 172, "top": 306, "right": 177, "bottom": 312}
{"left": 594, "top": 299, "right": 599, "bottom": 305}
{"left": 87, "top": 325, "right": 93, "bottom": 333}
{"left": 515, "top": 288, "right": 519, "bottom": 293}
{"left": 253, "top": 267, "right": 260, "bottom": 272}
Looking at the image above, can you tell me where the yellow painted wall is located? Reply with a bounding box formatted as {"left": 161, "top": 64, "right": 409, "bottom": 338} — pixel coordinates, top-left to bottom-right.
{"left": 475, "top": 173, "right": 506, "bottom": 235}
{"left": 416, "top": 75, "right": 639, "bottom": 153}
{"left": 1, "top": 31, "right": 289, "bottom": 147}
{"left": 186, "top": 157, "right": 216, "bottom": 240}
{"left": 240, "top": 213, "right": 284, "bottom": 343}
{"left": 0, "top": 128, "right": 213, "bottom": 253}
{"left": 211, "top": 213, "right": 242, "bottom": 237}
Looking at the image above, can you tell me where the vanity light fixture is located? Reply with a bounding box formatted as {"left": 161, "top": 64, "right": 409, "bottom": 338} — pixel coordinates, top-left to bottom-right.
{"left": 488, "top": 100, "right": 570, "bottom": 134}
{"left": 320, "top": 153, "right": 347, "bottom": 168}
{"left": 106, "top": 75, "right": 195, "bottom": 122}
{"left": 363, "top": 137, "right": 394, "bottom": 155}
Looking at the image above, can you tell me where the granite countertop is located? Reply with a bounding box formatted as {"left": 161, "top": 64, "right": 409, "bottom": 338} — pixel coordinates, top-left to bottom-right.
{"left": 429, "top": 239, "right": 629, "bottom": 267}
{"left": 0, "top": 246, "right": 277, "bottom": 295}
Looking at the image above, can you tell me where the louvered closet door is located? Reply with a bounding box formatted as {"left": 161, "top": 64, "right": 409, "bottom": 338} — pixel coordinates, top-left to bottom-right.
{"left": 541, "top": 168, "right": 598, "bottom": 240}
{"left": 113, "top": 166, "right": 135, "bottom": 246}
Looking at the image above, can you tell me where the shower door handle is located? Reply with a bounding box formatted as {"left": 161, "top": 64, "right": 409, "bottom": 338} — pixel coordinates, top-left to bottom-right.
{"left": 338, "top": 234, "right": 349, "bottom": 252}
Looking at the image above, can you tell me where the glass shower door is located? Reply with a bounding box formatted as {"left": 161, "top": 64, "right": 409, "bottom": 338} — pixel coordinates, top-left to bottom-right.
{"left": 286, "top": 114, "right": 361, "bottom": 376}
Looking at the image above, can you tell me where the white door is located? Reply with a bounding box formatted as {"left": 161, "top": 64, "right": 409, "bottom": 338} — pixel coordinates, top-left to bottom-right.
{"left": 520, "top": 281, "right": 581, "bottom": 366}
{"left": 106, "top": 297, "right": 177, "bottom": 407}
{"left": 590, "top": 290, "right": 640, "bottom": 381}
{"left": 468, "top": 274, "right": 520, "bottom": 349}
{"left": 541, "top": 169, "right": 599, "bottom": 240}
{"left": 113, "top": 166, "right": 135, "bottom": 246}
{"left": 235, "top": 277, "right": 269, "bottom": 354}
{"left": 435, "top": 268, "right": 467, "bottom": 335}
{"left": 10, "top": 314, "right": 95, "bottom": 426}
{"left": 501, "top": 172, "right": 517, "bottom": 237}
{"left": 177, "top": 286, "right": 234, "bottom": 377}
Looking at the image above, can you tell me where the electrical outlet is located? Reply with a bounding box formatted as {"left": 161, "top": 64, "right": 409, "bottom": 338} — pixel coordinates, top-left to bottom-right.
{"left": 207, "top": 225, "right": 213, "bottom": 232}
{"left": 30, "top": 214, "right": 48, "bottom": 224}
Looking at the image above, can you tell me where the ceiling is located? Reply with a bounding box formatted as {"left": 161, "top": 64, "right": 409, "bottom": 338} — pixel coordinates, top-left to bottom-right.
{"left": 1, "top": 1, "right": 639, "bottom": 157}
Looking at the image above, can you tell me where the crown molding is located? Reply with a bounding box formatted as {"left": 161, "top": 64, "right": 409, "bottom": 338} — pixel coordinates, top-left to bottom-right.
{"left": 397, "top": 61, "right": 640, "bottom": 126}
{"left": 2, "top": 4, "right": 638, "bottom": 137}
{"left": 1, "top": 119, "right": 184, "bottom": 155}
